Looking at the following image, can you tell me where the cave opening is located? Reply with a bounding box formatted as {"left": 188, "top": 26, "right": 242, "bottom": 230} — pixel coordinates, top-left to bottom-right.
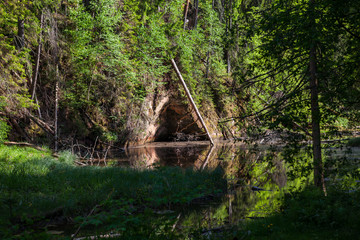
{"left": 154, "top": 102, "right": 207, "bottom": 142}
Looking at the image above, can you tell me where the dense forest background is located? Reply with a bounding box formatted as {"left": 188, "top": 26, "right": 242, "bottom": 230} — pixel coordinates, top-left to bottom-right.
{"left": 0, "top": 0, "right": 359, "bottom": 152}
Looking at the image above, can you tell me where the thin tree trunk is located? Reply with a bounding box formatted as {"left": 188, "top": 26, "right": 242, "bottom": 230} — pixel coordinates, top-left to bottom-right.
{"left": 309, "top": 0, "right": 325, "bottom": 193}
{"left": 183, "top": 0, "right": 190, "bottom": 30}
{"left": 194, "top": 0, "right": 199, "bottom": 29}
{"left": 32, "top": 12, "right": 44, "bottom": 100}
{"left": 226, "top": 0, "right": 232, "bottom": 74}
{"left": 54, "top": 66, "right": 59, "bottom": 152}
{"left": 171, "top": 59, "right": 214, "bottom": 145}
{"left": 34, "top": 95, "right": 42, "bottom": 119}
{"left": 205, "top": 51, "right": 210, "bottom": 78}
{"left": 310, "top": 47, "right": 326, "bottom": 192}
{"left": 227, "top": 53, "right": 231, "bottom": 74}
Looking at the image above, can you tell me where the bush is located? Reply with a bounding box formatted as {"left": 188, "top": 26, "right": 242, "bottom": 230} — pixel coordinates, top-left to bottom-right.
{"left": 0, "top": 118, "right": 10, "bottom": 143}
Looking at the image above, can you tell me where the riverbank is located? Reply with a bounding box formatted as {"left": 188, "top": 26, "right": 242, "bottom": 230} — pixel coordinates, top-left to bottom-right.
{"left": 1, "top": 144, "right": 359, "bottom": 239}
{"left": 0, "top": 145, "right": 226, "bottom": 239}
{"left": 232, "top": 186, "right": 360, "bottom": 240}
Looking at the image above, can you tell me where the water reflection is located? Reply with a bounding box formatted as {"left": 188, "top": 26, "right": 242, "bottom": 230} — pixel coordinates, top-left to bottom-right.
{"left": 109, "top": 141, "right": 290, "bottom": 230}
{"left": 110, "top": 141, "right": 359, "bottom": 231}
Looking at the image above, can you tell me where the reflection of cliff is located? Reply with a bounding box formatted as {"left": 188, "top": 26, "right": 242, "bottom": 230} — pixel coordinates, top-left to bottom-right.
{"left": 125, "top": 146, "right": 160, "bottom": 168}
{"left": 125, "top": 143, "right": 210, "bottom": 168}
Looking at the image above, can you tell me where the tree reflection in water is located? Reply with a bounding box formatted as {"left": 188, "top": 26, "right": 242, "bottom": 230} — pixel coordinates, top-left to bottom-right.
{"left": 109, "top": 141, "right": 359, "bottom": 232}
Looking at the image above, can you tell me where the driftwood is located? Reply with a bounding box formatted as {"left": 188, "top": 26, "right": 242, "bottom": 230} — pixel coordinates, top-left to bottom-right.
{"left": 26, "top": 112, "right": 55, "bottom": 136}
{"left": 73, "top": 233, "right": 121, "bottom": 240}
{"left": 3, "top": 141, "right": 61, "bottom": 159}
{"left": 171, "top": 59, "right": 214, "bottom": 145}
{"left": 4, "top": 141, "right": 47, "bottom": 152}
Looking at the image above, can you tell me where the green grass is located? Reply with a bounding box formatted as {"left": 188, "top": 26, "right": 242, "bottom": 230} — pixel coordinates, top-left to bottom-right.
{"left": 2, "top": 145, "right": 359, "bottom": 239}
{"left": 0, "top": 145, "right": 226, "bottom": 239}
{"left": 234, "top": 186, "right": 360, "bottom": 240}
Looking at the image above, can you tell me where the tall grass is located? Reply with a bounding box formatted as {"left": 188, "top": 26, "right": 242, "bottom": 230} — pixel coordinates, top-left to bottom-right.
{"left": 0, "top": 145, "right": 226, "bottom": 239}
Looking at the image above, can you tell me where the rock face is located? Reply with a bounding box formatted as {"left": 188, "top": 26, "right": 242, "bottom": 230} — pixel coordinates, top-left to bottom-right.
{"left": 124, "top": 88, "right": 223, "bottom": 147}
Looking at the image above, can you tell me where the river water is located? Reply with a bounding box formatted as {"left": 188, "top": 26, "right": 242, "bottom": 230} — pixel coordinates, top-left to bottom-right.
{"left": 71, "top": 141, "right": 360, "bottom": 238}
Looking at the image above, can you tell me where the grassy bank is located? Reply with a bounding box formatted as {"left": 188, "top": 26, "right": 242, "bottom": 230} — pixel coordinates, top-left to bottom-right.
{"left": 0, "top": 145, "right": 226, "bottom": 239}
{"left": 2, "top": 144, "right": 360, "bottom": 239}
{"left": 232, "top": 187, "right": 360, "bottom": 240}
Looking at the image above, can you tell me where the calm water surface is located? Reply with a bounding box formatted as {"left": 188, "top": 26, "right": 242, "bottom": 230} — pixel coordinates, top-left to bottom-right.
{"left": 75, "top": 141, "right": 360, "bottom": 235}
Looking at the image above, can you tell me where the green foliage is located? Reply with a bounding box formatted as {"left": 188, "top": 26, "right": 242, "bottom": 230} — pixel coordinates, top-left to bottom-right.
{"left": 232, "top": 0, "right": 360, "bottom": 138}
{"left": 66, "top": 0, "right": 133, "bottom": 107}
{"left": 0, "top": 118, "right": 10, "bottom": 143}
{"left": 236, "top": 186, "right": 360, "bottom": 240}
{"left": 0, "top": 1, "right": 36, "bottom": 115}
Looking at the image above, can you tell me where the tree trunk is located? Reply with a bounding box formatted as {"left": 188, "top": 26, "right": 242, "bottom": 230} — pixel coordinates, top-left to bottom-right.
{"left": 183, "top": 0, "right": 190, "bottom": 30}
{"left": 31, "top": 12, "right": 44, "bottom": 100}
{"left": 310, "top": 46, "right": 324, "bottom": 188}
{"left": 205, "top": 51, "right": 210, "bottom": 79}
{"left": 309, "top": 0, "right": 326, "bottom": 192}
{"left": 194, "top": 0, "right": 199, "bottom": 29}
{"left": 54, "top": 66, "right": 59, "bottom": 152}
{"left": 226, "top": 0, "right": 232, "bottom": 74}
{"left": 171, "top": 59, "right": 214, "bottom": 145}
{"left": 16, "top": 17, "right": 25, "bottom": 49}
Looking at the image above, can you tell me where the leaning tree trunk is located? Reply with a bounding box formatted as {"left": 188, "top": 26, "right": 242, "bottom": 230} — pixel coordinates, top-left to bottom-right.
{"left": 171, "top": 59, "right": 214, "bottom": 145}
{"left": 31, "top": 12, "right": 44, "bottom": 100}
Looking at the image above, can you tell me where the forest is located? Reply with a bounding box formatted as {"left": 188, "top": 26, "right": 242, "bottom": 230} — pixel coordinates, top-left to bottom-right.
{"left": 0, "top": 0, "right": 360, "bottom": 239}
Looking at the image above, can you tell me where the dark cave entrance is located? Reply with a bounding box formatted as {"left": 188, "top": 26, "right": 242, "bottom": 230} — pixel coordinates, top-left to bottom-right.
{"left": 154, "top": 102, "right": 208, "bottom": 142}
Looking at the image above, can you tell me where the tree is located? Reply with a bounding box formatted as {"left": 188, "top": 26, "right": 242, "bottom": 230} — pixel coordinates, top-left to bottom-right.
{"left": 234, "top": 0, "right": 360, "bottom": 189}
{"left": 0, "top": 0, "right": 37, "bottom": 135}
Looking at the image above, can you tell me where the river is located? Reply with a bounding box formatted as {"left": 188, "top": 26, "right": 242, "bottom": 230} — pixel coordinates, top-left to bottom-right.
{"left": 71, "top": 141, "right": 360, "bottom": 238}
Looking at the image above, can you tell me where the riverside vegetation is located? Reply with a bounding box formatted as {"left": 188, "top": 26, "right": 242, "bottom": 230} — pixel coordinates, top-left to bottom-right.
{"left": 1, "top": 0, "right": 360, "bottom": 239}
{"left": 1, "top": 141, "right": 360, "bottom": 239}
{"left": 0, "top": 145, "right": 226, "bottom": 239}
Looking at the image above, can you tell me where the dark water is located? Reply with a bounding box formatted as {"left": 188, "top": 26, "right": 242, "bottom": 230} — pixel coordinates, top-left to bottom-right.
{"left": 106, "top": 141, "right": 360, "bottom": 231}
{"left": 73, "top": 141, "right": 360, "bottom": 237}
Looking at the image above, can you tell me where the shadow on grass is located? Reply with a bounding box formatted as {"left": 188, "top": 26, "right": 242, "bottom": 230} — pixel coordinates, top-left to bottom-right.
{"left": 234, "top": 185, "right": 360, "bottom": 240}
{"left": 0, "top": 145, "right": 226, "bottom": 239}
